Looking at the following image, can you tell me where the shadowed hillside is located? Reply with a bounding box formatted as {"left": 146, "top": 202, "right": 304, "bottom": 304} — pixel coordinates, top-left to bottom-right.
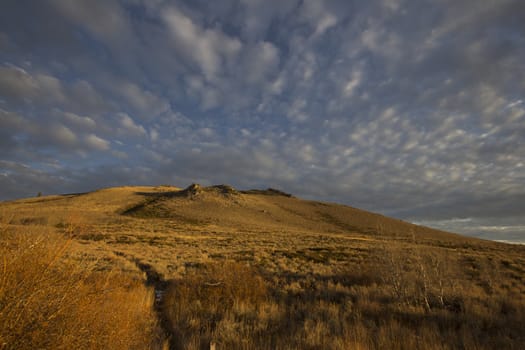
{"left": 1, "top": 184, "right": 524, "bottom": 349}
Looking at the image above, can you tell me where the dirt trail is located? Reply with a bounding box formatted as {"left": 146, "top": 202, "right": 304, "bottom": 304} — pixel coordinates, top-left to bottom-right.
{"left": 114, "top": 251, "right": 173, "bottom": 349}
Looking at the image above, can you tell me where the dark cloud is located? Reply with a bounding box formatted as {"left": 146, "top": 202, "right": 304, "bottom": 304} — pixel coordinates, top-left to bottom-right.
{"left": 1, "top": 0, "right": 524, "bottom": 242}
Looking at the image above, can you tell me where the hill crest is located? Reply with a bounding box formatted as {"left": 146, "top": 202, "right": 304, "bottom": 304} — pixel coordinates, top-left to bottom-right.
{"left": 0, "top": 184, "right": 494, "bottom": 246}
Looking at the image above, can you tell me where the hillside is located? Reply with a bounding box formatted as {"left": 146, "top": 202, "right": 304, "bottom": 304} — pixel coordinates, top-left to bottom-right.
{"left": 1, "top": 184, "right": 525, "bottom": 349}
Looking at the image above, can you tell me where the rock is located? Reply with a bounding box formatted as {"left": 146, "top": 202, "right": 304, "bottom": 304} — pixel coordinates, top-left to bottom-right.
{"left": 211, "top": 184, "right": 238, "bottom": 195}
{"left": 182, "top": 183, "right": 203, "bottom": 197}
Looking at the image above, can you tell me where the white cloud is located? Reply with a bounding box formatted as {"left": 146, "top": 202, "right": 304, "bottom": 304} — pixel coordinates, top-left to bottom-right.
{"left": 359, "top": 22, "right": 402, "bottom": 62}
{"left": 61, "top": 111, "right": 96, "bottom": 130}
{"left": 116, "top": 82, "right": 169, "bottom": 118}
{"left": 237, "top": 0, "right": 299, "bottom": 40}
{"left": 49, "top": 125, "right": 77, "bottom": 147}
{"left": 506, "top": 100, "right": 523, "bottom": 109}
{"left": 315, "top": 14, "right": 337, "bottom": 36}
{"left": 63, "top": 80, "right": 108, "bottom": 113}
{"left": 287, "top": 98, "right": 308, "bottom": 121}
{"left": 297, "top": 144, "right": 315, "bottom": 163}
{"left": 0, "top": 64, "right": 64, "bottom": 104}
{"left": 343, "top": 70, "right": 362, "bottom": 97}
{"left": 117, "top": 113, "right": 146, "bottom": 136}
{"left": 300, "top": 1, "right": 338, "bottom": 37}
{"left": 163, "top": 7, "right": 242, "bottom": 80}
{"left": 198, "top": 127, "right": 215, "bottom": 137}
{"left": 268, "top": 76, "right": 285, "bottom": 95}
{"left": 49, "top": 0, "right": 132, "bottom": 46}
{"left": 85, "top": 134, "right": 110, "bottom": 151}
{"left": 507, "top": 107, "right": 525, "bottom": 123}
{"left": 0, "top": 65, "right": 36, "bottom": 98}
{"left": 242, "top": 41, "right": 280, "bottom": 84}
{"left": 149, "top": 128, "right": 159, "bottom": 142}
{"left": 0, "top": 108, "right": 30, "bottom": 132}
{"left": 111, "top": 150, "right": 128, "bottom": 159}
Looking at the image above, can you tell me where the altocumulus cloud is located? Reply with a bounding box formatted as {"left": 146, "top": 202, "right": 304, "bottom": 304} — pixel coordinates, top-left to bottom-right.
{"left": 0, "top": 0, "right": 524, "bottom": 243}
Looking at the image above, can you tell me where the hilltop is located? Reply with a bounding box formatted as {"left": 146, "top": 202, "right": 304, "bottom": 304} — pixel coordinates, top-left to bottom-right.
{"left": 1, "top": 184, "right": 524, "bottom": 349}
{"left": 3, "top": 183, "right": 474, "bottom": 243}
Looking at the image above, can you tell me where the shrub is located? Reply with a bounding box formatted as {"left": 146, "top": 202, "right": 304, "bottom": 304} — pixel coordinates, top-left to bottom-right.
{"left": 163, "top": 261, "right": 267, "bottom": 349}
{"left": 0, "top": 227, "right": 162, "bottom": 349}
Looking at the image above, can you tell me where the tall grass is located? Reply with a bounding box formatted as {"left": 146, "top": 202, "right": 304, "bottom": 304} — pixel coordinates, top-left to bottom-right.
{"left": 163, "top": 261, "right": 267, "bottom": 349}
{"left": 0, "top": 225, "right": 163, "bottom": 350}
{"left": 162, "top": 247, "right": 525, "bottom": 349}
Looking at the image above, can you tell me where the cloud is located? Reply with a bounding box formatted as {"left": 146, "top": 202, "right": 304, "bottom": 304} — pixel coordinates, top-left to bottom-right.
{"left": 111, "top": 81, "right": 170, "bottom": 118}
{"left": 0, "top": 64, "right": 110, "bottom": 113}
{"left": 0, "top": 109, "right": 78, "bottom": 151}
{"left": 84, "top": 134, "right": 110, "bottom": 151}
{"left": 235, "top": 0, "right": 300, "bottom": 40}
{"left": 117, "top": 113, "right": 146, "bottom": 137}
{"left": 300, "top": 0, "right": 339, "bottom": 37}
{"left": 1, "top": 0, "right": 524, "bottom": 242}
{"left": 49, "top": 0, "right": 133, "bottom": 47}
{"left": 241, "top": 41, "right": 280, "bottom": 84}
{"left": 0, "top": 64, "right": 64, "bottom": 104}
{"left": 60, "top": 111, "right": 97, "bottom": 131}
{"left": 163, "top": 6, "right": 242, "bottom": 80}
{"left": 414, "top": 216, "right": 525, "bottom": 244}
{"left": 342, "top": 70, "right": 362, "bottom": 97}
{"left": 67, "top": 80, "right": 110, "bottom": 114}
{"left": 48, "top": 124, "right": 77, "bottom": 147}
{"left": 155, "top": 145, "right": 298, "bottom": 186}
{"left": 0, "top": 160, "right": 68, "bottom": 199}
{"left": 0, "top": 107, "right": 113, "bottom": 158}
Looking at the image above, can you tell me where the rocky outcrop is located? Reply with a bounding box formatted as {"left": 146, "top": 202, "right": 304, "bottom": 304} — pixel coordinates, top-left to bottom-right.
{"left": 179, "top": 183, "right": 239, "bottom": 198}
{"left": 180, "top": 183, "right": 203, "bottom": 198}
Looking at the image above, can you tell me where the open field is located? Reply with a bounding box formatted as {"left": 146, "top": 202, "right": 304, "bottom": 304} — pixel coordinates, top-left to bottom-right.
{"left": 1, "top": 184, "right": 524, "bottom": 349}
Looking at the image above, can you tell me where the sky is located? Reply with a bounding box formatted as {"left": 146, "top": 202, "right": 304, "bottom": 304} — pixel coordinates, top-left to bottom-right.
{"left": 0, "top": 0, "right": 524, "bottom": 243}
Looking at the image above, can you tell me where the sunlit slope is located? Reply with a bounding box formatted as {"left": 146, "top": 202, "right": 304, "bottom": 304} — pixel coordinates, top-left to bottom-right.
{"left": 1, "top": 183, "right": 474, "bottom": 244}
{"left": 118, "top": 184, "right": 468, "bottom": 242}
{"left": 0, "top": 186, "right": 181, "bottom": 225}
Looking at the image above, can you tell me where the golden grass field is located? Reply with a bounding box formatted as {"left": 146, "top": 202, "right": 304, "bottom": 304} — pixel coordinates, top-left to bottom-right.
{"left": 1, "top": 184, "right": 524, "bottom": 349}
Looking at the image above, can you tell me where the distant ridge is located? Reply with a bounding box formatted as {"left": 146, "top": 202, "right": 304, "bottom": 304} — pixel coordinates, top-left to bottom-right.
{"left": 1, "top": 183, "right": 489, "bottom": 245}
{"left": 241, "top": 188, "right": 294, "bottom": 197}
{"left": 81, "top": 184, "right": 469, "bottom": 244}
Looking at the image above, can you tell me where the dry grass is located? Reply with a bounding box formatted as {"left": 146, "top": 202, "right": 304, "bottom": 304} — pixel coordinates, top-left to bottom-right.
{"left": 161, "top": 246, "right": 524, "bottom": 350}
{"left": 163, "top": 261, "right": 267, "bottom": 349}
{"left": 0, "top": 223, "right": 163, "bottom": 350}
{"left": 1, "top": 185, "right": 524, "bottom": 349}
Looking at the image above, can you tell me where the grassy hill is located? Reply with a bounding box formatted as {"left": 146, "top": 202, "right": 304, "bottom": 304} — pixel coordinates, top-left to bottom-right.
{"left": 1, "top": 184, "right": 524, "bottom": 349}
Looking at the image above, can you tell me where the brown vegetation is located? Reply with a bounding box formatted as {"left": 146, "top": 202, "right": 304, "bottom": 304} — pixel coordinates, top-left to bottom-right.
{"left": 161, "top": 244, "right": 524, "bottom": 349}
{"left": 0, "top": 221, "right": 163, "bottom": 350}
{"left": 1, "top": 184, "right": 524, "bottom": 349}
